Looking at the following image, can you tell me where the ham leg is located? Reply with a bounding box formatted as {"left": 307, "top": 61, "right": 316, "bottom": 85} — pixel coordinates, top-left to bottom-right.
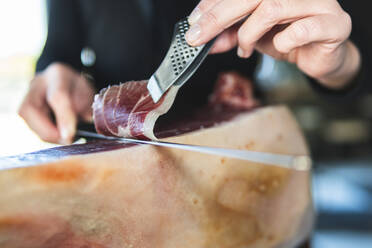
{"left": 0, "top": 105, "right": 313, "bottom": 248}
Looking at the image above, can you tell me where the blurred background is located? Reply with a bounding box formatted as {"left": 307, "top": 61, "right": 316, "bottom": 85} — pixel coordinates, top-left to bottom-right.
{"left": 255, "top": 56, "right": 372, "bottom": 247}
{"left": 0, "top": 1, "right": 371, "bottom": 247}
{"left": 0, "top": 0, "right": 53, "bottom": 155}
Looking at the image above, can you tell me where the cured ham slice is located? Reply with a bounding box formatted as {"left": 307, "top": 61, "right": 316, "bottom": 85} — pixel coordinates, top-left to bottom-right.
{"left": 92, "top": 72, "right": 258, "bottom": 140}
{"left": 0, "top": 105, "right": 313, "bottom": 248}
{"left": 93, "top": 81, "right": 179, "bottom": 140}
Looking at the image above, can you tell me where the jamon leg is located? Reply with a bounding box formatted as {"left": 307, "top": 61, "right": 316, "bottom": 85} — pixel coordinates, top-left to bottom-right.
{"left": 0, "top": 106, "right": 313, "bottom": 248}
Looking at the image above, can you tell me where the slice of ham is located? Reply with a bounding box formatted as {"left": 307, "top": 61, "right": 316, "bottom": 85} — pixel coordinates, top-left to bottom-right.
{"left": 93, "top": 81, "right": 179, "bottom": 140}
{"left": 93, "top": 72, "right": 258, "bottom": 140}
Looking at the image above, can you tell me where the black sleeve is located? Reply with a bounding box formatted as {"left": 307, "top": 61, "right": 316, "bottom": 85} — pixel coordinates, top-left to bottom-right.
{"left": 36, "top": 0, "right": 83, "bottom": 73}
{"left": 307, "top": 0, "right": 372, "bottom": 101}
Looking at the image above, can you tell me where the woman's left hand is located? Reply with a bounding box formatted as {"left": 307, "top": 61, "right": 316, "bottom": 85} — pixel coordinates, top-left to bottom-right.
{"left": 186, "top": 0, "right": 361, "bottom": 89}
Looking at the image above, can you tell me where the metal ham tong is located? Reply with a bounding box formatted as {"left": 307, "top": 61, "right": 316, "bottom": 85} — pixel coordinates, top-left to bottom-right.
{"left": 147, "top": 17, "right": 215, "bottom": 103}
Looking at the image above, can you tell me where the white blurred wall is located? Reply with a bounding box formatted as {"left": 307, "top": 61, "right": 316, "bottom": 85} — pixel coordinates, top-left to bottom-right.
{"left": 0, "top": 0, "right": 55, "bottom": 156}
{"left": 0, "top": 0, "right": 46, "bottom": 58}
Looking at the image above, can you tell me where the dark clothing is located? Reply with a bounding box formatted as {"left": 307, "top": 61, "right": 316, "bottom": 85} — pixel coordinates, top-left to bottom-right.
{"left": 37, "top": 0, "right": 371, "bottom": 108}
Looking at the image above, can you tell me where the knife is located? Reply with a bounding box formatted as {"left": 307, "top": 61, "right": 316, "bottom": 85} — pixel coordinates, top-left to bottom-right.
{"left": 76, "top": 130, "right": 311, "bottom": 171}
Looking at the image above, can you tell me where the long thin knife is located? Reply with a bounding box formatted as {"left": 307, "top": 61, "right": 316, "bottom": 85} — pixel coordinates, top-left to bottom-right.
{"left": 76, "top": 130, "right": 311, "bottom": 171}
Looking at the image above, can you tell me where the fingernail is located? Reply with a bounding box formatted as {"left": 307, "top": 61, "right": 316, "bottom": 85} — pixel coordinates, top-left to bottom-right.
{"left": 186, "top": 24, "right": 201, "bottom": 45}
{"left": 188, "top": 8, "right": 202, "bottom": 25}
{"left": 60, "top": 125, "right": 75, "bottom": 145}
{"left": 61, "top": 127, "right": 69, "bottom": 140}
{"left": 59, "top": 127, "right": 70, "bottom": 145}
{"left": 237, "top": 47, "right": 252, "bottom": 58}
{"left": 237, "top": 47, "right": 245, "bottom": 57}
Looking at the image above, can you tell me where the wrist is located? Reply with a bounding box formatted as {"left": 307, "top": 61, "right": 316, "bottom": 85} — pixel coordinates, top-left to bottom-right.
{"left": 316, "top": 41, "right": 361, "bottom": 90}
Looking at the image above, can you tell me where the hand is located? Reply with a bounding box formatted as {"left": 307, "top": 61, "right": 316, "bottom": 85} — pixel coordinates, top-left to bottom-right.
{"left": 18, "top": 63, "right": 95, "bottom": 144}
{"left": 186, "top": 0, "right": 361, "bottom": 89}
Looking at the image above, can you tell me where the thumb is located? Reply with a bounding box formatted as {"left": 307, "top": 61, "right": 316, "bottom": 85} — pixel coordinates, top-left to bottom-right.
{"left": 47, "top": 90, "right": 77, "bottom": 144}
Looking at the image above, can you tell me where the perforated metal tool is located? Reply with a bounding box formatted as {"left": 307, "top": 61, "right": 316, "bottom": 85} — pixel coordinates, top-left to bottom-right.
{"left": 147, "top": 18, "right": 215, "bottom": 103}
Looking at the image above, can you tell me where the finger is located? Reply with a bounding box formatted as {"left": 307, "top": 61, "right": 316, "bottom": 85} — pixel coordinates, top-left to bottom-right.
{"left": 254, "top": 24, "right": 289, "bottom": 59}
{"left": 273, "top": 14, "right": 350, "bottom": 54}
{"left": 47, "top": 84, "right": 77, "bottom": 144}
{"left": 189, "top": 0, "right": 222, "bottom": 25}
{"left": 18, "top": 102, "right": 60, "bottom": 143}
{"left": 72, "top": 76, "right": 95, "bottom": 122}
{"left": 237, "top": 0, "right": 317, "bottom": 56}
{"left": 186, "top": 0, "right": 261, "bottom": 46}
{"left": 209, "top": 25, "right": 239, "bottom": 54}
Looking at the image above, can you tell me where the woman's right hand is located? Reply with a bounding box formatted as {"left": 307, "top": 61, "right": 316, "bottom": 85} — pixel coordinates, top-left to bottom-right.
{"left": 18, "top": 63, "right": 95, "bottom": 144}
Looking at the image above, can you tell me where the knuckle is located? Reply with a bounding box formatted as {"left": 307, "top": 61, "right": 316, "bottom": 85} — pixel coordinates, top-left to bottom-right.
{"left": 197, "top": 0, "right": 209, "bottom": 12}
{"left": 18, "top": 96, "right": 35, "bottom": 118}
{"left": 198, "top": 0, "right": 218, "bottom": 12}
{"left": 47, "top": 90, "right": 66, "bottom": 105}
{"left": 47, "top": 62, "right": 65, "bottom": 73}
{"left": 290, "top": 21, "right": 313, "bottom": 43}
{"left": 341, "top": 11, "right": 352, "bottom": 37}
{"left": 307, "top": 65, "right": 326, "bottom": 79}
{"left": 17, "top": 103, "right": 28, "bottom": 118}
{"left": 260, "top": 0, "right": 282, "bottom": 22}
{"left": 204, "top": 10, "right": 221, "bottom": 28}
{"left": 29, "top": 76, "right": 45, "bottom": 90}
{"left": 46, "top": 63, "right": 76, "bottom": 82}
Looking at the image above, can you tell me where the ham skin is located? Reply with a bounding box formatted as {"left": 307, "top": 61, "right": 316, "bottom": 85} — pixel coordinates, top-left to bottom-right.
{"left": 0, "top": 105, "right": 313, "bottom": 248}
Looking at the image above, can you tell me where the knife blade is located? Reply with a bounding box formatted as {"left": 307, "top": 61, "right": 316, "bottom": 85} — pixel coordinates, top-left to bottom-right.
{"left": 76, "top": 130, "right": 311, "bottom": 171}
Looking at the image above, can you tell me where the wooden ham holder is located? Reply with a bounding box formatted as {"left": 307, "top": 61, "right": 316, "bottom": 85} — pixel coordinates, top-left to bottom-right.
{"left": 0, "top": 106, "right": 313, "bottom": 248}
